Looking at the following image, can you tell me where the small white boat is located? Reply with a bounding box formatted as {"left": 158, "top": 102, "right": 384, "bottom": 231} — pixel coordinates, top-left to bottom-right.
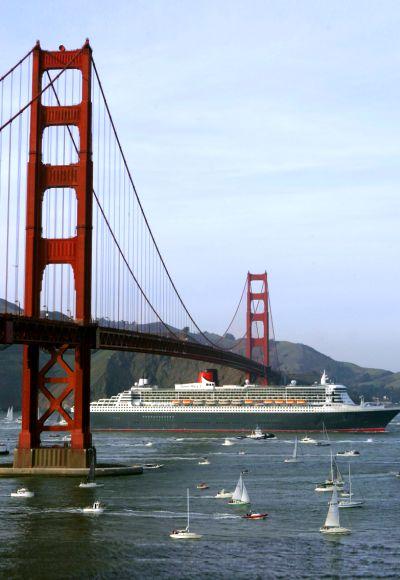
{"left": 5, "top": 406, "right": 13, "bottom": 422}
{"left": 301, "top": 434, "right": 317, "bottom": 444}
{"left": 143, "top": 463, "right": 164, "bottom": 470}
{"left": 284, "top": 436, "right": 302, "bottom": 463}
{"left": 339, "top": 465, "right": 364, "bottom": 509}
{"left": 238, "top": 451, "right": 246, "bottom": 456}
{"left": 222, "top": 438, "right": 234, "bottom": 446}
{"left": 83, "top": 500, "right": 104, "bottom": 514}
{"left": 320, "top": 485, "right": 350, "bottom": 535}
{"left": 11, "top": 488, "right": 34, "bottom": 498}
{"left": 215, "top": 489, "right": 233, "bottom": 499}
{"left": 336, "top": 450, "right": 360, "bottom": 457}
{"left": 79, "top": 482, "right": 101, "bottom": 489}
{"left": 144, "top": 442, "right": 153, "bottom": 447}
{"left": 228, "top": 474, "right": 251, "bottom": 506}
{"left": 196, "top": 482, "right": 209, "bottom": 490}
{"left": 170, "top": 489, "right": 202, "bottom": 540}
{"left": 198, "top": 458, "right": 210, "bottom": 465}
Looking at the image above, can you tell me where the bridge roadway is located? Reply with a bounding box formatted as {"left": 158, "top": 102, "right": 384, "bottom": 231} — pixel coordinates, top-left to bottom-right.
{"left": 0, "top": 314, "right": 269, "bottom": 377}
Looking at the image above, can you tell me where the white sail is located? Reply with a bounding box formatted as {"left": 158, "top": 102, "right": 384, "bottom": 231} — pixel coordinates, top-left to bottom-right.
{"left": 6, "top": 406, "right": 13, "bottom": 421}
{"left": 241, "top": 481, "right": 250, "bottom": 504}
{"left": 333, "top": 458, "right": 343, "bottom": 483}
{"left": 324, "top": 486, "right": 340, "bottom": 528}
{"left": 232, "top": 475, "right": 243, "bottom": 501}
{"left": 293, "top": 437, "right": 298, "bottom": 459}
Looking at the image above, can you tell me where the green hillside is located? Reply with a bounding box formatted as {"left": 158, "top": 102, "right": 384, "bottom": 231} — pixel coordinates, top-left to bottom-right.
{"left": 0, "top": 340, "right": 399, "bottom": 409}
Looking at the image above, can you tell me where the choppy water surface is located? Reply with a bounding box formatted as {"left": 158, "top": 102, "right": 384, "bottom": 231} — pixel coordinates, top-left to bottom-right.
{"left": 0, "top": 421, "right": 399, "bottom": 579}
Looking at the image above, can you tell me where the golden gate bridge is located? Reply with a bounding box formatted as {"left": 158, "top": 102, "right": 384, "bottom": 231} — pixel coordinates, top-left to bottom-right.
{"left": 0, "top": 41, "right": 272, "bottom": 471}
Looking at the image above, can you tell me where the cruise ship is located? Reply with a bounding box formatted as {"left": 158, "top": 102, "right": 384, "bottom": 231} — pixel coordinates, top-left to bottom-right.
{"left": 90, "top": 370, "right": 400, "bottom": 432}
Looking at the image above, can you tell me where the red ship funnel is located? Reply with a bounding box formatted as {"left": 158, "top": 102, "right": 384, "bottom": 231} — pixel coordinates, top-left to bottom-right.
{"left": 197, "top": 369, "right": 218, "bottom": 384}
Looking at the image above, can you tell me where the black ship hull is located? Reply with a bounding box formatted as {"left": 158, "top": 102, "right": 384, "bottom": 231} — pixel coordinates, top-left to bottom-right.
{"left": 91, "top": 407, "right": 399, "bottom": 432}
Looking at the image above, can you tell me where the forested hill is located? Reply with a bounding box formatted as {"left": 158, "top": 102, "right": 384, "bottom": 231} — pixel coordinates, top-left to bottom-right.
{"left": 0, "top": 340, "right": 399, "bottom": 409}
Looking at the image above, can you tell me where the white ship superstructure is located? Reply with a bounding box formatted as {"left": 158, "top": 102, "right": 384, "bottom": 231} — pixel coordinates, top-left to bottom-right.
{"left": 90, "top": 370, "right": 400, "bottom": 432}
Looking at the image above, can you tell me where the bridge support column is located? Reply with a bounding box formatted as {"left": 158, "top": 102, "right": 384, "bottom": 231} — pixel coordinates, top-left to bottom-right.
{"left": 14, "top": 41, "right": 93, "bottom": 469}
{"left": 246, "top": 272, "right": 269, "bottom": 385}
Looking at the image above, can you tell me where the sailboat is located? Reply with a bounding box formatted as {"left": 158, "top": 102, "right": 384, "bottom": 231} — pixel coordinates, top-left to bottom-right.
{"left": 5, "top": 406, "right": 13, "bottom": 422}
{"left": 315, "top": 422, "right": 330, "bottom": 446}
{"left": 284, "top": 436, "right": 302, "bottom": 463}
{"left": 320, "top": 485, "right": 351, "bottom": 534}
{"left": 228, "top": 474, "right": 251, "bottom": 506}
{"left": 222, "top": 438, "right": 234, "bottom": 446}
{"left": 170, "top": 489, "right": 202, "bottom": 540}
{"left": 315, "top": 452, "right": 344, "bottom": 492}
{"left": 79, "top": 450, "right": 103, "bottom": 488}
{"left": 339, "top": 465, "right": 364, "bottom": 508}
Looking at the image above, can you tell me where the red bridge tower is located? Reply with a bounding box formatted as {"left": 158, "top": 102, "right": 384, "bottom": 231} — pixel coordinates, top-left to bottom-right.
{"left": 14, "top": 42, "right": 93, "bottom": 469}
{"left": 246, "top": 272, "right": 269, "bottom": 385}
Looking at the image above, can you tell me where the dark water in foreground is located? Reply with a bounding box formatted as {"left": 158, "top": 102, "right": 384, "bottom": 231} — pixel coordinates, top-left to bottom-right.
{"left": 0, "top": 421, "right": 399, "bottom": 579}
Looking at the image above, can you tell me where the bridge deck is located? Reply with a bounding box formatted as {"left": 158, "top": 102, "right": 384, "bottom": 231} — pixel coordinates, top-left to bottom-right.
{"left": 0, "top": 314, "right": 269, "bottom": 377}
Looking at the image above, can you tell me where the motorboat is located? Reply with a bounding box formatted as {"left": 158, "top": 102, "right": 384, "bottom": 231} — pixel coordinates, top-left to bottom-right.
{"left": 215, "top": 489, "right": 233, "bottom": 499}
{"left": 336, "top": 450, "right": 360, "bottom": 457}
{"left": 246, "top": 426, "right": 276, "bottom": 440}
{"left": 315, "top": 452, "right": 345, "bottom": 492}
{"left": 83, "top": 500, "right": 104, "bottom": 514}
{"left": 144, "top": 442, "right": 153, "bottom": 447}
{"left": 143, "top": 463, "right": 164, "bottom": 469}
{"left": 198, "top": 458, "right": 210, "bottom": 465}
{"left": 284, "top": 436, "right": 302, "bottom": 463}
{"left": 238, "top": 451, "right": 246, "bottom": 455}
{"left": 0, "top": 442, "right": 9, "bottom": 456}
{"left": 301, "top": 435, "right": 317, "bottom": 444}
{"left": 228, "top": 474, "right": 251, "bottom": 506}
{"left": 170, "top": 489, "right": 202, "bottom": 540}
{"left": 241, "top": 469, "right": 249, "bottom": 475}
{"left": 196, "top": 482, "right": 209, "bottom": 490}
{"left": 247, "top": 426, "right": 265, "bottom": 440}
{"left": 222, "top": 438, "right": 234, "bottom": 446}
{"left": 10, "top": 488, "right": 34, "bottom": 498}
{"left": 338, "top": 465, "right": 364, "bottom": 508}
{"left": 242, "top": 512, "right": 268, "bottom": 520}
{"left": 320, "top": 486, "right": 350, "bottom": 535}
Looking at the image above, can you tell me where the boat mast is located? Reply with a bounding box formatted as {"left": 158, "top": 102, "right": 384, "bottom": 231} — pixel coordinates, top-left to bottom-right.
{"left": 187, "top": 488, "right": 190, "bottom": 531}
{"left": 349, "top": 464, "right": 352, "bottom": 498}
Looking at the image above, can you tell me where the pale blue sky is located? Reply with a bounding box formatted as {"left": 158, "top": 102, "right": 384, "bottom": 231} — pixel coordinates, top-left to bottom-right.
{"left": 1, "top": 1, "right": 400, "bottom": 370}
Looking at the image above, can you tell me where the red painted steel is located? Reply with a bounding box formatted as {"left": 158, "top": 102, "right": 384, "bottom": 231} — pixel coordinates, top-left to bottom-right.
{"left": 18, "top": 42, "right": 93, "bottom": 456}
{"left": 246, "top": 272, "right": 269, "bottom": 385}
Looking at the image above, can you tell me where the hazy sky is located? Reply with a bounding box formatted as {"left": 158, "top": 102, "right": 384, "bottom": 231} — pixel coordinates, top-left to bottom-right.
{"left": 1, "top": 1, "right": 400, "bottom": 371}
